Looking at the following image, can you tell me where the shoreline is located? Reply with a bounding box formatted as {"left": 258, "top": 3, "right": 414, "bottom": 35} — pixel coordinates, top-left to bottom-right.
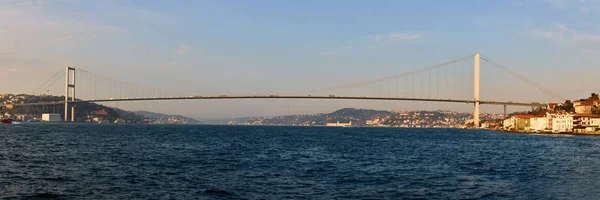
{"left": 501, "top": 130, "right": 600, "bottom": 136}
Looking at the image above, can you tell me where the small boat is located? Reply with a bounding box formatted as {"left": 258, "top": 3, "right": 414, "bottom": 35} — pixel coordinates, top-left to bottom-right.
{"left": 1, "top": 118, "right": 13, "bottom": 124}
{"left": 0, "top": 107, "right": 11, "bottom": 124}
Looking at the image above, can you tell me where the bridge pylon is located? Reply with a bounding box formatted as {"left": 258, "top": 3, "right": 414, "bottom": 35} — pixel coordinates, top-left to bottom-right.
{"left": 474, "top": 53, "right": 480, "bottom": 128}
{"left": 65, "top": 66, "right": 76, "bottom": 122}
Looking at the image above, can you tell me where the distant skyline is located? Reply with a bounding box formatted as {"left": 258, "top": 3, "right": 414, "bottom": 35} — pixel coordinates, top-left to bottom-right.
{"left": 1, "top": 0, "right": 600, "bottom": 119}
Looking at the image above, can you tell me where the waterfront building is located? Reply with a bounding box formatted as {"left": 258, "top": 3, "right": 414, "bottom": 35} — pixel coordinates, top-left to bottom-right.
{"left": 514, "top": 114, "right": 533, "bottom": 132}
{"left": 366, "top": 119, "right": 382, "bottom": 126}
{"left": 15, "top": 114, "right": 34, "bottom": 122}
{"left": 591, "top": 118, "right": 600, "bottom": 131}
{"left": 42, "top": 113, "right": 61, "bottom": 122}
{"left": 503, "top": 118, "right": 513, "bottom": 130}
{"left": 547, "top": 112, "right": 573, "bottom": 133}
{"left": 572, "top": 113, "right": 600, "bottom": 133}
{"left": 326, "top": 121, "right": 352, "bottom": 127}
{"left": 481, "top": 121, "right": 501, "bottom": 129}
{"left": 529, "top": 116, "right": 548, "bottom": 133}
{"left": 504, "top": 114, "right": 533, "bottom": 132}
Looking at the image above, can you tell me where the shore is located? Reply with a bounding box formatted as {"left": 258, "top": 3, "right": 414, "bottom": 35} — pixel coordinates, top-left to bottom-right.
{"left": 502, "top": 130, "right": 600, "bottom": 136}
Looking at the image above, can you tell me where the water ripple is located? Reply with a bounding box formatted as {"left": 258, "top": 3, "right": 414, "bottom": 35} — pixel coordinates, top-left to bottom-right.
{"left": 2, "top": 125, "right": 600, "bottom": 199}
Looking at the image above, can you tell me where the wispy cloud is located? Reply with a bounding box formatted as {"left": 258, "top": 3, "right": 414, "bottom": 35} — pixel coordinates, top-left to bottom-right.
{"left": 125, "top": 44, "right": 154, "bottom": 56}
{"left": 363, "top": 32, "right": 424, "bottom": 50}
{"left": 0, "top": 54, "right": 51, "bottom": 73}
{"left": 318, "top": 45, "right": 356, "bottom": 56}
{"left": 580, "top": 6, "right": 594, "bottom": 13}
{"left": 320, "top": 33, "right": 423, "bottom": 55}
{"left": 529, "top": 23, "right": 600, "bottom": 48}
{"left": 542, "top": 0, "right": 599, "bottom": 13}
{"left": 0, "top": 0, "right": 125, "bottom": 54}
{"left": 369, "top": 33, "right": 423, "bottom": 42}
{"left": 0, "top": 0, "right": 128, "bottom": 80}
{"left": 512, "top": 0, "right": 528, "bottom": 7}
{"left": 545, "top": 0, "right": 569, "bottom": 10}
{"left": 320, "top": 51, "right": 336, "bottom": 56}
{"left": 174, "top": 45, "right": 193, "bottom": 56}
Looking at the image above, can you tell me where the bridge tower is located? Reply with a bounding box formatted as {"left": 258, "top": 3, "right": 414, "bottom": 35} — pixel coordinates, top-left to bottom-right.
{"left": 473, "top": 53, "right": 480, "bottom": 128}
{"left": 65, "top": 66, "right": 76, "bottom": 122}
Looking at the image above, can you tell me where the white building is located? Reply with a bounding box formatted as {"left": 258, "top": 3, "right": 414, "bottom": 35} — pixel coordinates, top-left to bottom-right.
{"left": 42, "top": 113, "right": 62, "bottom": 122}
{"left": 592, "top": 118, "right": 600, "bottom": 131}
{"left": 366, "top": 119, "right": 382, "bottom": 126}
{"left": 326, "top": 121, "right": 352, "bottom": 127}
{"left": 529, "top": 116, "right": 548, "bottom": 133}
{"left": 573, "top": 114, "right": 600, "bottom": 133}
{"left": 548, "top": 112, "right": 573, "bottom": 133}
{"left": 503, "top": 118, "right": 513, "bottom": 130}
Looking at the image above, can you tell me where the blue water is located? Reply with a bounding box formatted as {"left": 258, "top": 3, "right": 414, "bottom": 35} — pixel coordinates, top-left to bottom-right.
{"left": 1, "top": 124, "right": 600, "bottom": 199}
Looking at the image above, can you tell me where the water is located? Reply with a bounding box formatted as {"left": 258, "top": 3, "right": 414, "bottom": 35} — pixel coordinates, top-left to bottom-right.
{"left": 2, "top": 124, "right": 600, "bottom": 199}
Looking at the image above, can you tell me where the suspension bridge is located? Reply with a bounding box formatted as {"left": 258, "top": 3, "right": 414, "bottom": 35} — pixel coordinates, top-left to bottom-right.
{"left": 18, "top": 53, "right": 562, "bottom": 127}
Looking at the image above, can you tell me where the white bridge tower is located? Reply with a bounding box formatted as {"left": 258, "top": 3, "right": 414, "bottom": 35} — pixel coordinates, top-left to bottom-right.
{"left": 473, "top": 53, "right": 480, "bottom": 128}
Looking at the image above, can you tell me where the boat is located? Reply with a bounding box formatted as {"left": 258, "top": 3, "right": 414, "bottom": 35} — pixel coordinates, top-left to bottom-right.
{"left": 1, "top": 118, "right": 13, "bottom": 124}
{"left": 0, "top": 106, "right": 11, "bottom": 124}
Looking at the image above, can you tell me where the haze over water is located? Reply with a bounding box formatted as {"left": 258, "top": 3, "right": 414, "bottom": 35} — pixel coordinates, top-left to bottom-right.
{"left": 1, "top": 124, "right": 600, "bottom": 199}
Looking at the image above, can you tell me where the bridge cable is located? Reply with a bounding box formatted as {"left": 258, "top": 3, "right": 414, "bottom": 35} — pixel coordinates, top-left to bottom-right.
{"left": 281, "top": 54, "right": 474, "bottom": 95}
{"left": 32, "top": 68, "right": 65, "bottom": 95}
{"left": 43, "top": 73, "right": 66, "bottom": 95}
{"left": 481, "top": 55, "right": 566, "bottom": 101}
{"left": 429, "top": 69, "right": 432, "bottom": 99}
{"left": 77, "top": 68, "right": 185, "bottom": 99}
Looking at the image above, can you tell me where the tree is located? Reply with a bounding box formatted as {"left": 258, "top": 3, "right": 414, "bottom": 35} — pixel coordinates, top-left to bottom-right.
{"left": 593, "top": 105, "right": 600, "bottom": 115}
{"left": 555, "top": 100, "right": 575, "bottom": 113}
{"left": 528, "top": 107, "right": 548, "bottom": 116}
{"left": 591, "top": 93, "right": 599, "bottom": 101}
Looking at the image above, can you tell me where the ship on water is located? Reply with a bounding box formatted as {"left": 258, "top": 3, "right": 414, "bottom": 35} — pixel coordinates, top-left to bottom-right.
{"left": 0, "top": 105, "right": 13, "bottom": 124}
{"left": 1, "top": 117, "right": 12, "bottom": 124}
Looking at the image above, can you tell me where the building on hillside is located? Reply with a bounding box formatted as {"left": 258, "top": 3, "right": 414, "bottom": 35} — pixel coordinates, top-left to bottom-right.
{"left": 366, "top": 119, "right": 382, "bottom": 126}
{"left": 3, "top": 104, "right": 13, "bottom": 109}
{"left": 547, "top": 112, "right": 573, "bottom": 133}
{"left": 547, "top": 103, "right": 563, "bottom": 111}
{"left": 90, "top": 110, "right": 108, "bottom": 116}
{"left": 572, "top": 113, "right": 600, "bottom": 133}
{"left": 575, "top": 100, "right": 594, "bottom": 114}
{"left": 326, "top": 121, "right": 352, "bottom": 127}
{"left": 529, "top": 116, "right": 548, "bottom": 133}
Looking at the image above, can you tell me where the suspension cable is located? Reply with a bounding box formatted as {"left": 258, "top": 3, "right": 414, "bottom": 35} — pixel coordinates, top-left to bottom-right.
{"left": 282, "top": 54, "right": 474, "bottom": 95}
{"left": 481, "top": 55, "right": 566, "bottom": 101}
{"left": 77, "top": 68, "right": 185, "bottom": 97}
{"left": 32, "top": 68, "right": 65, "bottom": 94}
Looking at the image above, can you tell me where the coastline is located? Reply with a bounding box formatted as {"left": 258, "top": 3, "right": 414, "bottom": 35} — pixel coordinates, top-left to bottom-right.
{"left": 501, "top": 130, "right": 600, "bottom": 136}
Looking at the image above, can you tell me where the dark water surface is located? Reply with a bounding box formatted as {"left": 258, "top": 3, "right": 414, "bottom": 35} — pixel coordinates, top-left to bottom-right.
{"left": 2, "top": 124, "right": 600, "bottom": 199}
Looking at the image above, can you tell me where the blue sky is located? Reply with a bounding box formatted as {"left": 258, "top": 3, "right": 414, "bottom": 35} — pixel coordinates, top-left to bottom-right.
{"left": 1, "top": 0, "right": 600, "bottom": 118}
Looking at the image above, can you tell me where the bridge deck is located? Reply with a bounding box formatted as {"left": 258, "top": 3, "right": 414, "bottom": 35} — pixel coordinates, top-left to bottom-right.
{"left": 13, "top": 95, "right": 546, "bottom": 107}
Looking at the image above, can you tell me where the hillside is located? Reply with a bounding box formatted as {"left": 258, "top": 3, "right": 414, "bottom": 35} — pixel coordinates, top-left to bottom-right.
{"left": 243, "top": 108, "right": 502, "bottom": 128}
{"left": 134, "top": 111, "right": 202, "bottom": 124}
{"left": 244, "top": 108, "right": 392, "bottom": 126}
{"left": 1, "top": 94, "right": 200, "bottom": 124}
